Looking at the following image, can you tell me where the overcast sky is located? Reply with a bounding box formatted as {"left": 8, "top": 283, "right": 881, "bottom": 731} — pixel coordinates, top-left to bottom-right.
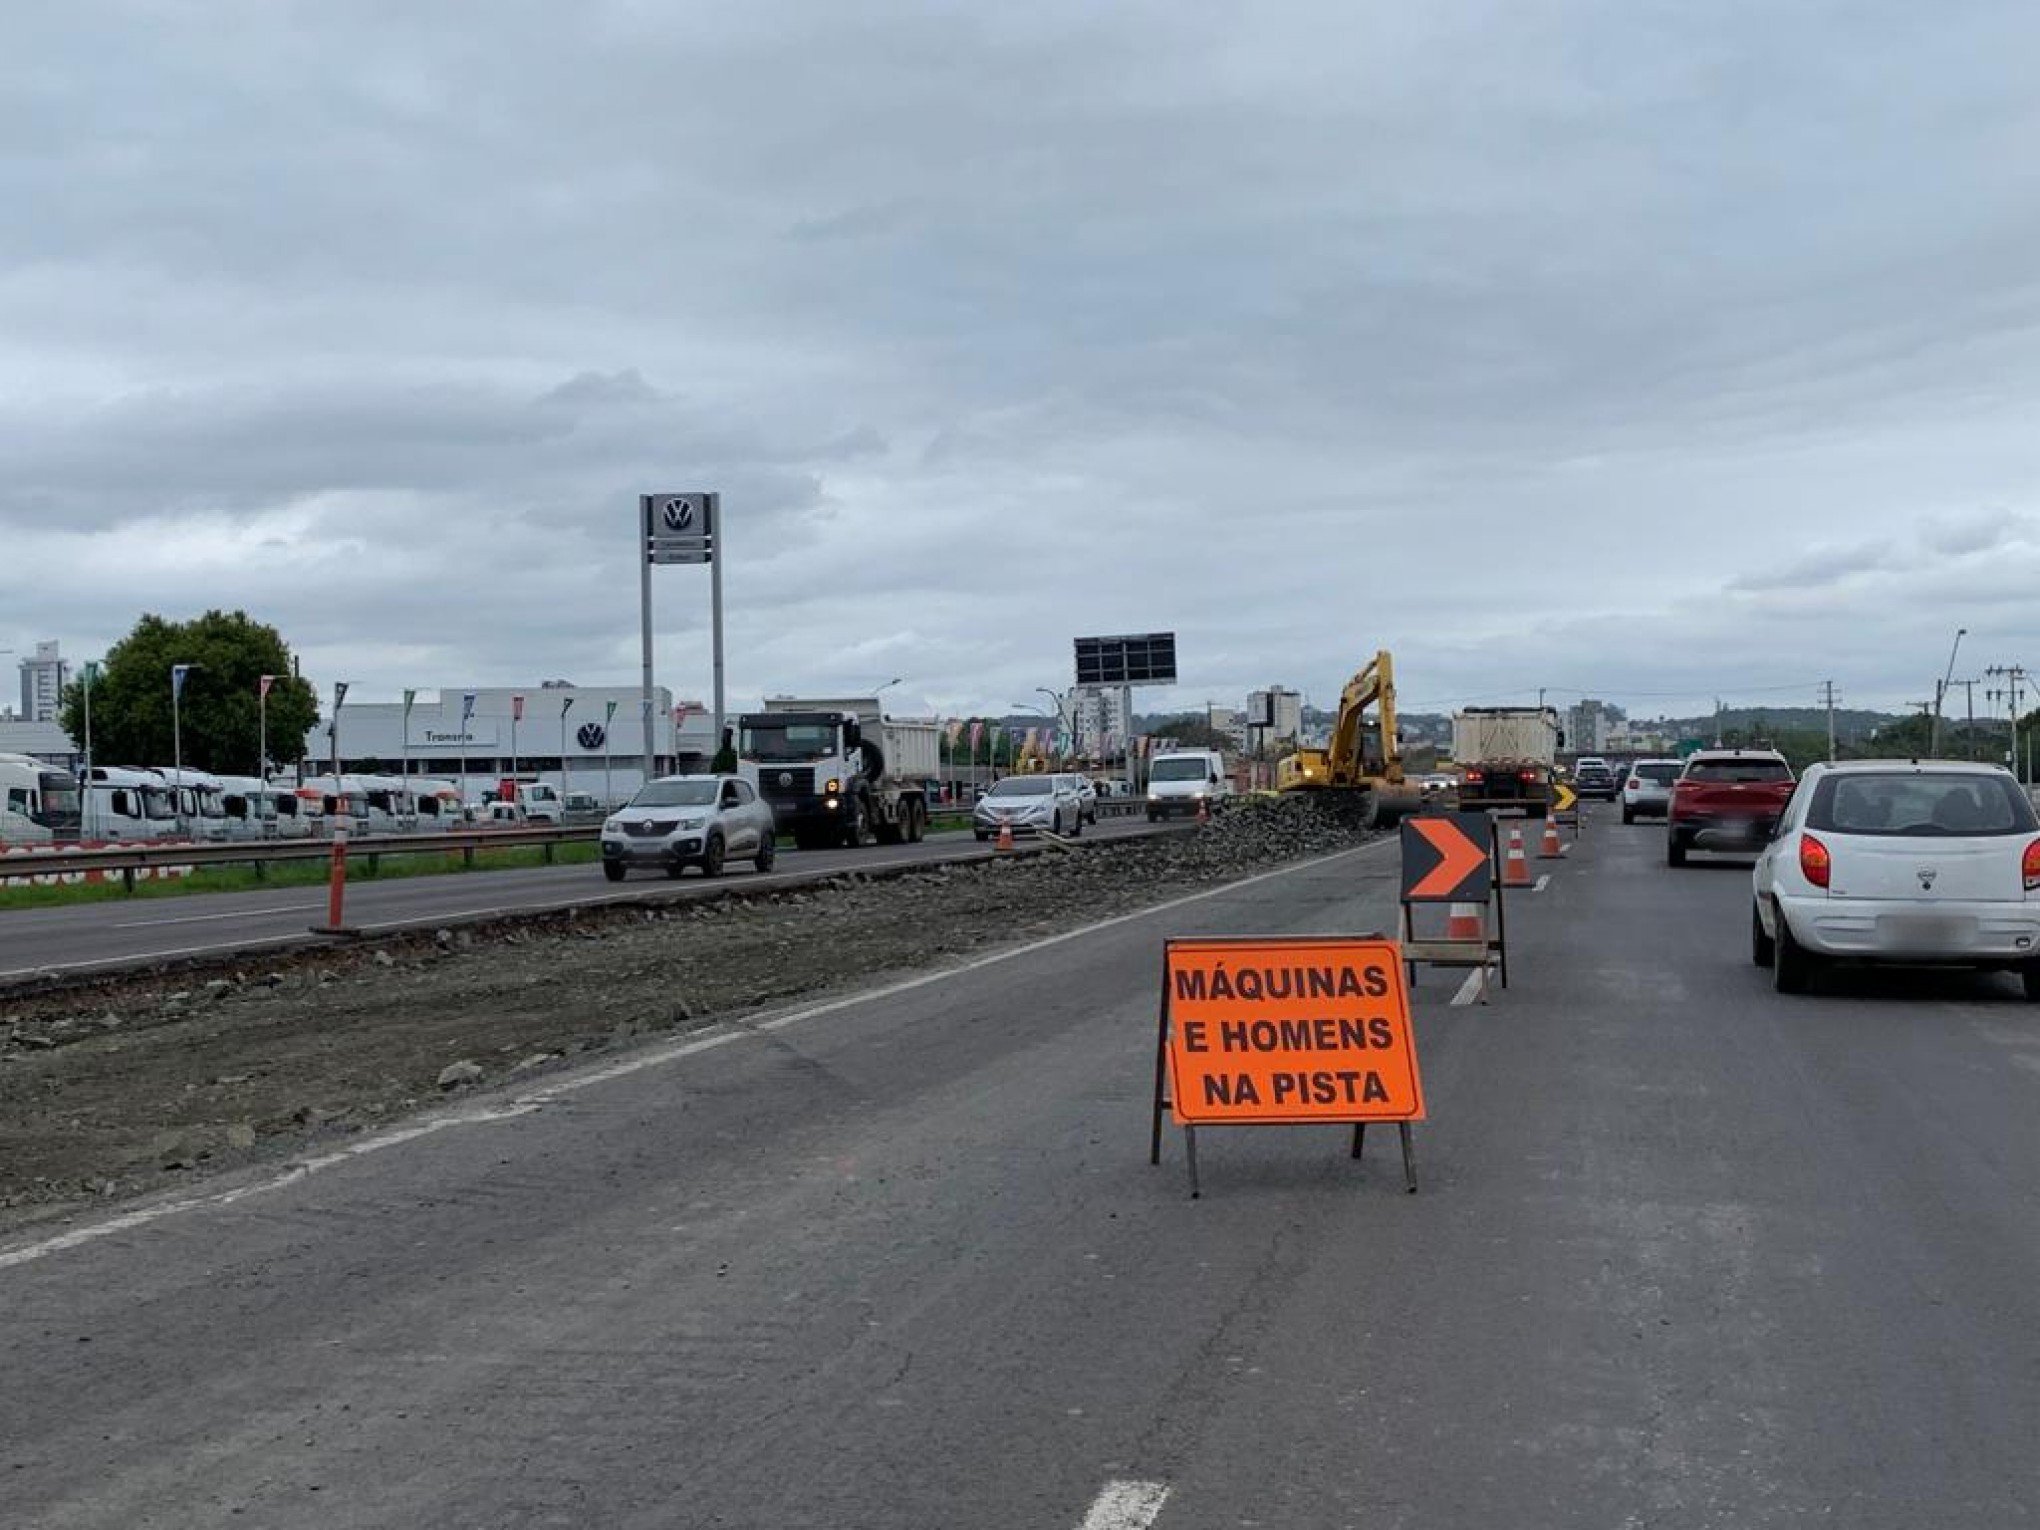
{"left": 7, "top": 1, "right": 2039, "bottom": 724}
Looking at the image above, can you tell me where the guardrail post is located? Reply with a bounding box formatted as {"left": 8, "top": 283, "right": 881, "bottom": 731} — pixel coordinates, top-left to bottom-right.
{"left": 122, "top": 866, "right": 136, "bottom": 895}
{"left": 543, "top": 840, "right": 555, "bottom": 865}
{"left": 463, "top": 843, "right": 475, "bottom": 868}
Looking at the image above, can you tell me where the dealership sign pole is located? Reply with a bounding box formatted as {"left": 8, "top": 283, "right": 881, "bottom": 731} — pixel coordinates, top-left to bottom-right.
{"left": 639, "top": 492, "right": 721, "bottom": 776}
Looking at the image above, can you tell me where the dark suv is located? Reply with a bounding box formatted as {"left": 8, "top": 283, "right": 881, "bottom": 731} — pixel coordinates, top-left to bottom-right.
{"left": 1572, "top": 757, "right": 1619, "bottom": 801}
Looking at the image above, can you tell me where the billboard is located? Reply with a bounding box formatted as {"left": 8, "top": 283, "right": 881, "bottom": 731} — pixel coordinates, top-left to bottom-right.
{"left": 1075, "top": 632, "right": 1177, "bottom": 686}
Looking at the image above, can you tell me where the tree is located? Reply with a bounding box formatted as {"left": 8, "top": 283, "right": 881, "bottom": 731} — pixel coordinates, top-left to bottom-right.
{"left": 61, "top": 611, "right": 321, "bottom": 774}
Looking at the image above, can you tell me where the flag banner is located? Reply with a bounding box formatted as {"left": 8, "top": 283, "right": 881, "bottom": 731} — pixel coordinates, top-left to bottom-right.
{"left": 512, "top": 695, "right": 525, "bottom": 722}
{"left": 969, "top": 721, "right": 984, "bottom": 751}
{"left": 402, "top": 688, "right": 416, "bottom": 716}
{"left": 561, "top": 696, "right": 575, "bottom": 718}
{"left": 461, "top": 692, "right": 477, "bottom": 723}
{"left": 605, "top": 700, "right": 618, "bottom": 723}
{"left": 171, "top": 665, "right": 192, "bottom": 700}
{"left": 259, "top": 674, "right": 276, "bottom": 700}
{"left": 945, "top": 718, "right": 965, "bottom": 745}
{"left": 84, "top": 661, "right": 101, "bottom": 685}
{"left": 333, "top": 680, "right": 348, "bottom": 708}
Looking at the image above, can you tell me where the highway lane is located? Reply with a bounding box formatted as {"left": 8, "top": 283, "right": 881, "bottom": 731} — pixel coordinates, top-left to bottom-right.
{"left": 0, "top": 819, "right": 1165, "bottom": 980}
{"left": 6, "top": 816, "right": 2039, "bottom": 1526}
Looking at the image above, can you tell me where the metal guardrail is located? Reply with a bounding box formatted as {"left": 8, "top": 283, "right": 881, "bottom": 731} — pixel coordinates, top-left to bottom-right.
{"left": 0, "top": 825, "right": 601, "bottom": 890}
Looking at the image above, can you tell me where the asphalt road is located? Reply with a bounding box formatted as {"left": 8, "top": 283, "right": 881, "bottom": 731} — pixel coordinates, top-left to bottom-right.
{"left": 0, "top": 819, "right": 1163, "bottom": 980}
{"left": 6, "top": 814, "right": 2040, "bottom": 1527}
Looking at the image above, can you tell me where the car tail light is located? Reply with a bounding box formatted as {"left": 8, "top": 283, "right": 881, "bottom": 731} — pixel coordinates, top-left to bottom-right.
{"left": 2023, "top": 837, "right": 2040, "bottom": 891}
{"left": 1519, "top": 768, "right": 1537, "bottom": 782}
{"left": 1464, "top": 769, "right": 1484, "bottom": 785}
{"left": 1799, "top": 833, "right": 1831, "bottom": 890}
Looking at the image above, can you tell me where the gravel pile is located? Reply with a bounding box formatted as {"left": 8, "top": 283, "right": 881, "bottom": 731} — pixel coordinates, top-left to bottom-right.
{"left": 0, "top": 793, "right": 1379, "bottom": 1231}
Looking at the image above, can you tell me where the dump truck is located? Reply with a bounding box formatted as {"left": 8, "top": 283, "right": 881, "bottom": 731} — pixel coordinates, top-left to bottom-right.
{"left": 1452, "top": 706, "right": 1564, "bottom": 817}
{"left": 737, "top": 696, "right": 940, "bottom": 850}
{"left": 1276, "top": 650, "right": 1422, "bottom": 826}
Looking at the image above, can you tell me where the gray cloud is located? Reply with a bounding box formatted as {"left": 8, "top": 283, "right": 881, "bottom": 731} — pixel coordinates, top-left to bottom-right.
{"left": 6, "top": 0, "right": 2040, "bottom": 720}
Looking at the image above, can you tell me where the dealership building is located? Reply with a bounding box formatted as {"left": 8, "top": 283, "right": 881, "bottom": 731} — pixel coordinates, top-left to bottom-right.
{"left": 300, "top": 685, "right": 719, "bottom": 803}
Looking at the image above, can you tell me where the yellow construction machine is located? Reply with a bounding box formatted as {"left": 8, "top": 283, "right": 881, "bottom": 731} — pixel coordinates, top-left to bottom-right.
{"left": 1276, "top": 649, "right": 1422, "bottom": 825}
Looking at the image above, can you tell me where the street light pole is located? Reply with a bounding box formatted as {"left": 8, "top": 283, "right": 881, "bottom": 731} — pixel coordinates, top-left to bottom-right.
{"left": 1931, "top": 627, "right": 1967, "bottom": 756}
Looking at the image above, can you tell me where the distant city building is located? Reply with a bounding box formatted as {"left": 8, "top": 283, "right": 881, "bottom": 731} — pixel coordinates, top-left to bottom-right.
{"left": 1245, "top": 686, "right": 1303, "bottom": 754}
{"left": 1206, "top": 705, "right": 1247, "bottom": 754}
{"left": 1071, "top": 685, "right": 1132, "bottom": 752}
{"left": 19, "top": 640, "right": 66, "bottom": 723}
{"left": 1566, "top": 698, "right": 1624, "bottom": 755}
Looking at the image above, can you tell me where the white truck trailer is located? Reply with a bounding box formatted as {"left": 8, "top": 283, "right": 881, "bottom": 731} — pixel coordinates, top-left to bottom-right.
{"left": 1452, "top": 707, "right": 1564, "bottom": 817}
{"left": 737, "top": 696, "right": 940, "bottom": 850}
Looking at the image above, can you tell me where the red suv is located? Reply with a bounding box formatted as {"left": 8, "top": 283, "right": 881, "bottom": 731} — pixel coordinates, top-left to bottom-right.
{"left": 1667, "top": 749, "right": 1796, "bottom": 866}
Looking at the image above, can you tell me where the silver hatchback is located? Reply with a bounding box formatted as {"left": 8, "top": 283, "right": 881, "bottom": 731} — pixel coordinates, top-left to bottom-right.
{"left": 601, "top": 774, "right": 777, "bottom": 880}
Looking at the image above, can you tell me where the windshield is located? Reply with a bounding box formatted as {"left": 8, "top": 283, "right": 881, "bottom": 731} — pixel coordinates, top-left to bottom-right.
{"left": 631, "top": 780, "right": 719, "bottom": 808}
{"left": 143, "top": 788, "right": 179, "bottom": 820}
{"left": 987, "top": 777, "right": 1050, "bottom": 797}
{"left": 1810, "top": 773, "right": 2038, "bottom": 837}
{"left": 1633, "top": 763, "right": 1681, "bottom": 784}
{"left": 38, "top": 773, "right": 82, "bottom": 827}
{"left": 1685, "top": 759, "right": 1791, "bottom": 783}
{"left": 1150, "top": 758, "right": 1213, "bottom": 782}
{"left": 740, "top": 720, "right": 838, "bottom": 762}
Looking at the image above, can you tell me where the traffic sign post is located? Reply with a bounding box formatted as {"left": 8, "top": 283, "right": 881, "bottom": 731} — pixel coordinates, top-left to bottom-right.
{"left": 1395, "top": 811, "right": 1506, "bottom": 993}
{"left": 1549, "top": 780, "right": 1580, "bottom": 836}
{"left": 1149, "top": 935, "right": 1425, "bottom": 1197}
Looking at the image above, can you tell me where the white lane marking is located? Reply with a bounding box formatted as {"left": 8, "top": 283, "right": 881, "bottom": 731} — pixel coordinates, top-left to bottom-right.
{"left": 114, "top": 903, "right": 323, "bottom": 930}
{"left": 1533, "top": 874, "right": 1550, "bottom": 893}
{"left": 1077, "top": 1479, "right": 1171, "bottom": 1530}
{"left": 0, "top": 838, "right": 1391, "bottom": 1270}
{"left": 1450, "top": 968, "right": 1488, "bottom": 1006}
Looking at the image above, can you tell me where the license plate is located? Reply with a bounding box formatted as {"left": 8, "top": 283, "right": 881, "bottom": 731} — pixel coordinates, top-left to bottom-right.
{"left": 1881, "top": 914, "right": 1965, "bottom": 945}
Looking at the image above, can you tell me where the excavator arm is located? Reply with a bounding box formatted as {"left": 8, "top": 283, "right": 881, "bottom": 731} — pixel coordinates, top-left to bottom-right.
{"left": 1278, "top": 649, "right": 1416, "bottom": 822}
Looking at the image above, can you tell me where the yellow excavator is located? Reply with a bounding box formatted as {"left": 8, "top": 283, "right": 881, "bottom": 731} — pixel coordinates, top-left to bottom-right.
{"left": 1276, "top": 649, "right": 1422, "bottom": 825}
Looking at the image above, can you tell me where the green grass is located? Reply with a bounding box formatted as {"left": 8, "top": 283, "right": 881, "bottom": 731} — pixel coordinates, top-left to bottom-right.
{"left": 0, "top": 841, "right": 604, "bottom": 911}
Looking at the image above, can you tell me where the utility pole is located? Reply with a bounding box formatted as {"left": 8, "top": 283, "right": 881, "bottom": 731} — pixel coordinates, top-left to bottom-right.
{"left": 1987, "top": 665, "right": 2027, "bottom": 782}
{"left": 1818, "top": 680, "right": 1838, "bottom": 762}
{"left": 1932, "top": 626, "right": 1967, "bottom": 757}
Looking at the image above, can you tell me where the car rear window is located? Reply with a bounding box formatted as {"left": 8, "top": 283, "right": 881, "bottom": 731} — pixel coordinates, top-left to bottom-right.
{"left": 1632, "top": 763, "right": 1680, "bottom": 784}
{"left": 1808, "top": 773, "right": 2039, "bottom": 837}
{"left": 1684, "top": 759, "right": 1792, "bottom": 783}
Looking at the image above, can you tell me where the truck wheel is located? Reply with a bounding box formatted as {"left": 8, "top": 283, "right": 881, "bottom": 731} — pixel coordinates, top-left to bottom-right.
{"left": 754, "top": 835, "right": 776, "bottom": 873}
{"left": 603, "top": 861, "right": 626, "bottom": 883}
{"left": 906, "top": 801, "right": 925, "bottom": 843}
{"left": 699, "top": 833, "right": 725, "bottom": 877}
{"left": 842, "top": 800, "right": 868, "bottom": 848}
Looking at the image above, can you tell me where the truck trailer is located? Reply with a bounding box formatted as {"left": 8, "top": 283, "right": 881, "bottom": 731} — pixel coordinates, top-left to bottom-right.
{"left": 1452, "top": 707, "right": 1564, "bottom": 817}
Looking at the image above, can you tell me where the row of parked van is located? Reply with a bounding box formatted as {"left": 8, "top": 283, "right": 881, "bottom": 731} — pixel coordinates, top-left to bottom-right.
{"left": 0, "top": 755, "right": 584, "bottom": 845}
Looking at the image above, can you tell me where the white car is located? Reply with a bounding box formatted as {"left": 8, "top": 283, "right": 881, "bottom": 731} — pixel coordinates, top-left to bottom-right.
{"left": 1752, "top": 760, "right": 2040, "bottom": 997}
{"left": 973, "top": 774, "right": 1084, "bottom": 840}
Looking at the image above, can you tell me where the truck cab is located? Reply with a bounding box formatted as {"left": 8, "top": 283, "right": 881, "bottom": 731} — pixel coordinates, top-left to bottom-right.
{"left": 497, "top": 778, "right": 565, "bottom": 824}
{"left": 1147, "top": 749, "right": 1232, "bottom": 820}
{"left": 0, "top": 753, "right": 82, "bottom": 844}
{"left": 83, "top": 766, "right": 185, "bottom": 841}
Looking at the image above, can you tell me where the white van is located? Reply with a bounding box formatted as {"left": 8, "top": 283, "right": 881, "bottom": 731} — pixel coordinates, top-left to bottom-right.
{"left": 1146, "top": 749, "right": 1233, "bottom": 821}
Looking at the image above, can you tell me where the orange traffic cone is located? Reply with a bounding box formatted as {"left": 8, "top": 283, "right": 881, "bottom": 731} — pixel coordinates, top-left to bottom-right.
{"left": 996, "top": 821, "right": 1015, "bottom": 853}
{"left": 1446, "top": 902, "right": 1484, "bottom": 941}
{"left": 1539, "top": 816, "right": 1564, "bottom": 859}
{"left": 1503, "top": 826, "right": 1533, "bottom": 887}
{"left": 1196, "top": 796, "right": 1211, "bottom": 826}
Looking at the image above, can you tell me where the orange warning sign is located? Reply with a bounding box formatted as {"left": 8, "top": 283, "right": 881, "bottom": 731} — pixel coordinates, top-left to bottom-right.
{"left": 1162, "top": 936, "right": 1424, "bottom": 1127}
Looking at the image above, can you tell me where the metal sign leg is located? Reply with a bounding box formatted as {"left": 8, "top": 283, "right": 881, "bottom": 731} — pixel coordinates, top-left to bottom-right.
{"left": 1351, "top": 1122, "right": 1366, "bottom": 1160}
{"left": 1398, "top": 1122, "right": 1418, "bottom": 1194}
{"left": 1185, "top": 1126, "right": 1201, "bottom": 1199}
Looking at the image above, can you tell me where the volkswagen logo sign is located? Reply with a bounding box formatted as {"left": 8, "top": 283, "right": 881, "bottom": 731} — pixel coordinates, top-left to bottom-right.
{"left": 576, "top": 722, "right": 607, "bottom": 750}
{"left": 777, "top": 772, "right": 793, "bottom": 787}
{"left": 661, "top": 497, "right": 695, "bottom": 532}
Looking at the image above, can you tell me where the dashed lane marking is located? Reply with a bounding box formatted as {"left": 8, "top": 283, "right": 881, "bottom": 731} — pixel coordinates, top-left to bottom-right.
{"left": 1077, "top": 1480, "right": 1171, "bottom": 1530}
{"left": 0, "top": 838, "right": 1395, "bottom": 1270}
